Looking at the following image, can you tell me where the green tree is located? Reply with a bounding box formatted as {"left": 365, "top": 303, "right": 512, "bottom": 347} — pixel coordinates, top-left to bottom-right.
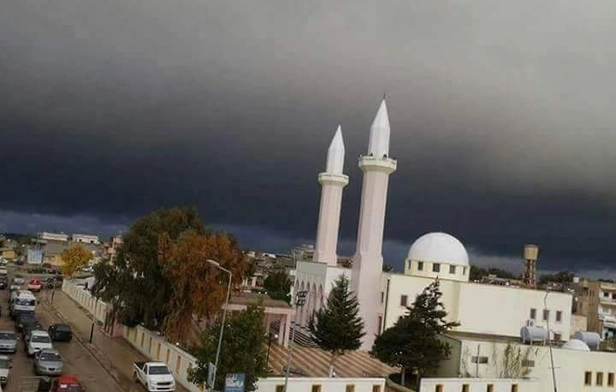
{"left": 188, "top": 305, "right": 268, "bottom": 391}
{"left": 263, "top": 271, "right": 292, "bottom": 304}
{"left": 371, "top": 280, "right": 459, "bottom": 388}
{"left": 309, "top": 275, "right": 365, "bottom": 370}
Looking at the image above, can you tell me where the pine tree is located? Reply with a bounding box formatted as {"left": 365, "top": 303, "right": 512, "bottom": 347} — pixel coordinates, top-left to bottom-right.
{"left": 309, "top": 275, "right": 365, "bottom": 370}
{"left": 371, "top": 279, "right": 459, "bottom": 388}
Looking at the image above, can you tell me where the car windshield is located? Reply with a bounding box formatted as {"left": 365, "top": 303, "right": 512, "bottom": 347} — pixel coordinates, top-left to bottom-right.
{"left": 0, "top": 332, "right": 16, "bottom": 340}
{"left": 40, "top": 352, "right": 61, "bottom": 361}
{"left": 19, "top": 312, "right": 35, "bottom": 320}
{"left": 55, "top": 325, "right": 71, "bottom": 332}
{"left": 149, "top": 366, "right": 171, "bottom": 375}
{"left": 16, "top": 298, "right": 35, "bottom": 306}
{"left": 31, "top": 335, "right": 50, "bottom": 343}
{"left": 0, "top": 359, "right": 10, "bottom": 369}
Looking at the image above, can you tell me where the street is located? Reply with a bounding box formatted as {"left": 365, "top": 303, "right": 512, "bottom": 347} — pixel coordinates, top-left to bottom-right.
{"left": 0, "top": 282, "right": 125, "bottom": 392}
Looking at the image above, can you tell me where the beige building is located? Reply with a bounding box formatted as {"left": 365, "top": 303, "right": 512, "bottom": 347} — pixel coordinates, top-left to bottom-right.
{"left": 576, "top": 279, "right": 616, "bottom": 339}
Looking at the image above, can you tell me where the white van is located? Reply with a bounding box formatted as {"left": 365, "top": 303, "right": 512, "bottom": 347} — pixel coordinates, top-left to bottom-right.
{"left": 10, "top": 290, "right": 36, "bottom": 317}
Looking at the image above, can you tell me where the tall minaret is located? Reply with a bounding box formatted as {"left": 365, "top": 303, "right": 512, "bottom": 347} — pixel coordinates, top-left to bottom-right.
{"left": 313, "top": 126, "right": 349, "bottom": 266}
{"left": 352, "top": 99, "right": 397, "bottom": 350}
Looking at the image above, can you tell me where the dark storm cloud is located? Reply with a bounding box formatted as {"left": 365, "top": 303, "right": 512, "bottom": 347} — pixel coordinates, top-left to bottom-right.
{"left": 2, "top": 0, "right": 616, "bottom": 274}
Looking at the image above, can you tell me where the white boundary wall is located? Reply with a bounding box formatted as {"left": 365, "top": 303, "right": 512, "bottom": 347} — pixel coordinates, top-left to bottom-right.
{"left": 63, "top": 280, "right": 386, "bottom": 392}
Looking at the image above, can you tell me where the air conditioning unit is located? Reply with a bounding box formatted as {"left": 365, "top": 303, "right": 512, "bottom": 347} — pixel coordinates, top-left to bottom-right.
{"left": 526, "top": 320, "right": 535, "bottom": 327}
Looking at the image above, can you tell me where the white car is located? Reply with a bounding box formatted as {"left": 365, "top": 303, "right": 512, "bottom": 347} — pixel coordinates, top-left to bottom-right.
{"left": 26, "top": 331, "right": 53, "bottom": 357}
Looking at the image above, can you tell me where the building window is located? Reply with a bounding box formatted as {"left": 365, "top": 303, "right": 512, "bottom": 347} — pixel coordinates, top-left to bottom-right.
{"left": 543, "top": 309, "right": 550, "bottom": 321}
{"left": 312, "top": 385, "right": 322, "bottom": 392}
{"left": 408, "top": 260, "right": 412, "bottom": 270}
{"left": 275, "top": 386, "right": 284, "bottom": 392}
{"left": 521, "top": 359, "right": 535, "bottom": 367}
{"left": 433, "top": 263, "right": 440, "bottom": 273}
{"left": 417, "top": 261, "right": 424, "bottom": 271}
{"left": 529, "top": 308, "right": 536, "bottom": 320}
{"left": 346, "top": 385, "right": 355, "bottom": 392}
{"left": 486, "top": 384, "right": 494, "bottom": 392}
{"left": 381, "top": 292, "right": 384, "bottom": 303}
{"left": 585, "top": 371, "right": 592, "bottom": 386}
{"left": 377, "top": 316, "right": 382, "bottom": 334}
{"left": 597, "top": 372, "right": 604, "bottom": 386}
{"left": 511, "top": 385, "right": 518, "bottom": 392}
{"left": 463, "top": 267, "right": 467, "bottom": 275}
{"left": 400, "top": 295, "right": 408, "bottom": 307}
{"left": 449, "top": 265, "right": 456, "bottom": 274}
{"left": 435, "top": 385, "right": 443, "bottom": 392}
{"left": 471, "top": 356, "right": 489, "bottom": 364}
{"left": 372, "top": 386, "right": 381, "bottom": 392}
{"left": 556, "top": 310, "right": 562, "bottom": 322}
{"left": 462, "top": 385, "right": 469, "bottom": 392}
{"left": 608, "top": 372, "right": 614, "bottom": 387}
{"left": 554, "top": 333, "right": 561, "bottom": 341}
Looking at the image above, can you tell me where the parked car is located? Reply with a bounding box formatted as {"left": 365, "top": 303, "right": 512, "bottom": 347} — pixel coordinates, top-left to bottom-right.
{"left": 12, "top": 275, "right": 24, "bottom": 286}
{"left": 27, "top": 279, "right": 42, "bottom": 292}
{"left": 0, "top": 355, "right": 12, "bottom": 386}
{"left": 15, "top": 312, "right": 39, "bottom": 333}
{"left": 133, "top": 362, "right": 176, "bottom": 392}
{"left": 34, "top": 349, "right": 63, "bottom": 376}
{"left": 0, "top": 331, "right": 17, "bottom": 354}
{"left": 22, "top": 324, "right": 45, "bottom": 342}
{"left": 48, "top": 324, "right": 72, "bottom": 342}
{"left": 51, "top": 374, "right": 83, "bottom": 392}
{"left": 0, "top": 277, "right": 7, "bottom": 290}
{"left": 26, "top": 330, "right": 53, "bottom": 357}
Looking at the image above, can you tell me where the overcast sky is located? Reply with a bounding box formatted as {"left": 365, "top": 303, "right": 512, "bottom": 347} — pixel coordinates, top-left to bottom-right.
{"left": 1, "top": 0, "right": 616, "bottom": 276}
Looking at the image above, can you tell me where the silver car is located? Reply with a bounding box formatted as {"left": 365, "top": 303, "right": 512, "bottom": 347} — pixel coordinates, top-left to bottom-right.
{"left": 33, "top": 349, "right": 63, "bottom": 376}
{"left": 0, "top": 356, "right": 11, "bottom": 385}
{"left": 0, "top": 331, "right": 16, "bottom": 354}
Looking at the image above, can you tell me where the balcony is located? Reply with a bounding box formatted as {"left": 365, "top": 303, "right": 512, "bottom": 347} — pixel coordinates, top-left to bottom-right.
{"left": 600, "top": 296, "right": 616, "bottom": 305}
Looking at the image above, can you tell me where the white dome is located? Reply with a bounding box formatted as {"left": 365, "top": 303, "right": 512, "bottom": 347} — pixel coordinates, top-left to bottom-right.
{"left": 562, "top": 339, "right": 590, "bottom": 352}
{"left": 408, "top": 232, "right": 469, "bottom": 266}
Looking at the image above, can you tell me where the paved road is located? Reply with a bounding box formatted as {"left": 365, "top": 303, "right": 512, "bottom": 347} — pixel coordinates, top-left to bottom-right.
{"left": 0, "top": 285, "right": 125, "bottom": 392}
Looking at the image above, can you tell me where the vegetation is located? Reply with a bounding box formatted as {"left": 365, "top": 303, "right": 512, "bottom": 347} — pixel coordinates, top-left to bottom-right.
{"left": 371, "top": 280, "right": 459, "bottom": 388}
{"left": 469, "top": 265, "right": 518, "bottom": 281}
{"left": 309, "top": 275, "right": 365, "bottom": 370}
{"left": 263, "top": 271, "right": 292, "bottom": 304}
{"left": 92, "top": 206, "right": 248, "bottom": 343}
{"left": 188, "top": 305, "right": 268, "bottom": 391}
{"left": 538, "top": 271, "right": 574, "bottom": 285}
{"left": 60, "top": 244, "right": 92, "bottom": 277}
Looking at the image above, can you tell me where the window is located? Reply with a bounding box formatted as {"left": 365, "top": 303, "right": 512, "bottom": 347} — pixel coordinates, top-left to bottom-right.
{"left": 408, "top": 260, "right": 412, "bottom": 270}
{"left": 435, "top": 385, "right": 443, "bottom": 392}
{"left": 511, "top": 385, "right": 518, "bottom": 392}
{"left": 585, "top": 371, "right": 592, "bottom": 386}
{"left": 597, "top": 372, "right": 604, "bottom": 386}
{"left": 140, "top": 332, "right": 145, "bottom": 347}
{"left": 486, "top": 384, "right": 494, "bottom": 392}
{"left": 417, "top": 261, "right": 424, "bottom": 271}
{"left": 556, "top": 311, "right": 562, "bottom": 322}
{"left": 449, "top": 265, "right": 456, "bottom": 274}
{"left": 471, "top": 356, "right": 489, "bottom": 364}
{"left": 276, "top": 386, "right": 285, "bottom": 392}
{"left": 554, "top": 333, "right": 561, "bottom": 341}
{"left": 608, "top": 372, "right": 614, "bottom": 387}
{"left": 311, "top": 385, "right": 322, "bottom": 392}
{"left": 381, "top": 292, "right": 384, "bottom": 303}
{"left": 543, "top": 309, "right": 550, "bottom": 321}
{"left": 377, "top": 316, "right": 382, "bottom": 334}
{"left": 433, "top": 263, "right": 440, "bottom": 273}
{"left": 463, "top": 267, "right": 467, "bottom": 275}
{"left": 530, "top": 308, "right": 536, "bottom": 320}
{"left": 462, "top": 385, "right": 469, "bottom": 392}
{"left": 400, "top": 295, "right": 408, "bottom": 307}
{"left": 372, "top": 385, "right": 381, "bottom": 392}
{"left": 175, "top": 355, "right": 181, "bottom": 374}
{"left": 521, "top": 359, "right": 535, "bottom": 367}
{"left": 346, "top": 385, "right": 355, "bottom": 392}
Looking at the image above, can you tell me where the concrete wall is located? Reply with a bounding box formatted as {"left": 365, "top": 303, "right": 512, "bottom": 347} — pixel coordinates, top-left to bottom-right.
{"left": 420, "top": 378, "right": 539, "bottom": 392}
{"left": 258, "top": 377, "right": 385, "bottom": 392}
{"left": 62, "top": 280, "right": 110, "bottom": 324}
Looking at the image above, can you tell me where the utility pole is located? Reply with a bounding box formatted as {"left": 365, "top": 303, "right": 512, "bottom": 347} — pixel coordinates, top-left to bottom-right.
{"left": 544, "top": 291, "right": 558, "bottom": 392}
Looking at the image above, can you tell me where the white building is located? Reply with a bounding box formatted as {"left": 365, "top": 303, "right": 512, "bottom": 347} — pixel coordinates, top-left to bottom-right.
{"left": 72, "top": 234, "right": 100, "bottom": 244}
{"left": 38, "top": 232, "right": 69, "bottom": 242}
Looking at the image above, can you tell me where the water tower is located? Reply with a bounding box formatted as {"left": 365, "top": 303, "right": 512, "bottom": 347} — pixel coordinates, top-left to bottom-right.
{"left": 523, "top": 244, "right": 539, "bottom": 288}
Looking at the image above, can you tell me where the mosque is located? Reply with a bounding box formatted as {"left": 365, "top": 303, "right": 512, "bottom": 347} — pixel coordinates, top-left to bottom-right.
{"left": 293, "top": 99, "right": 573, "bottom": 351}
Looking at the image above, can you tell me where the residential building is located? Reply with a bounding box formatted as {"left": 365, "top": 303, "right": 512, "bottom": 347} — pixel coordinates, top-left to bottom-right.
{"left": 72, "top": 234, "right": 100, "bottom": 244}
{"left": 576, "top": 279, "right": 616, "bottom": 339}
{"left": 38, "top": 232, "right": 69, "bottom": 242}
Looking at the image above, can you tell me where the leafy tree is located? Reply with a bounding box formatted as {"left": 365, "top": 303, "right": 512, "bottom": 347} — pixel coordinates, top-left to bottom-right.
{"left": 93, "top": 206, "right": 205, "bottom": 330}
{"left": 158, "top": 229, "right": 247, "bottom": 342}
{"left": 538, "top": 271, "right": 574, "bottom": 285}
{"left": 371, "top": 280, "right": 459, "bottom": 388}
{"left": 469, "top": 265, "right": 518, "bottom": 281}
{"left": 263, "top": 271, "right": 292, "bottom": 304}
{"left": 60, "top": 244, "right": 92, "bottom": 277}
{"left": 188, "top": 305, "right": 268, "bottom": 391}
{"left": 309, "top": 275, "right": 365, "bottom": 369}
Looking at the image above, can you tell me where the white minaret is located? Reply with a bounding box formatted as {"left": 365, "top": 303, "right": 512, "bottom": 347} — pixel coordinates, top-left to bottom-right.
{"left": 313, "top": 126, "right": 349, "bottom": 266}
{"left": 352, "top": 99, "right": 397, "bottom": 350}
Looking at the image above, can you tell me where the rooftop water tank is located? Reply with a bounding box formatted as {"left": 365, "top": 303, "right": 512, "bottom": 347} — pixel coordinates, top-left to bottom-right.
{"left": 573, "top": 331, "right": 601, "bottom": 350}
{"left": 520, "top": 325, "right": 548, "bottom": 344}
{"left": 562, "top": 339, "right": 591, "bottom": 352}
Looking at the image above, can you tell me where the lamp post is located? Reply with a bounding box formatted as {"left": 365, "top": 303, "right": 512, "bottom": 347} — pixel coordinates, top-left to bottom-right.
{"left": 206, "top": 259, "right": 232, "bottom": 391}
{"left": 283, "top": 290, "right": 308, "bottom": 392}
{"left": 266, "top": 332, "right": 278, "bottom": 367}
{"left": 544, "top": 290, "right": 558, "bottom": 392}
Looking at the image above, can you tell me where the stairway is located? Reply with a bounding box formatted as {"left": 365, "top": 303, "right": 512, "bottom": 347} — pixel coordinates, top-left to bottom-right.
{"left": 269, "top": 320, "right": 319, "bottom": 347}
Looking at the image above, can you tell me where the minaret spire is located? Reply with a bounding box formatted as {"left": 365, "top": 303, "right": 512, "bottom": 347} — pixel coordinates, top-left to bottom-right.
{"left": 313, "top": 126, "right": 349, "bottom": 267}
{"left": 352, "top": 98, "right": 397, "bottom": 350}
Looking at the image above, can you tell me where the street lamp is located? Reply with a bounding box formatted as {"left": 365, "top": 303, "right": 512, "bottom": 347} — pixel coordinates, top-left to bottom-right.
{"left": 266, "top": 332, "right": 278, "bottom": 368}
{"left": 206, "top": 259, "right": 232, "bottom": 391}
{"left": 283, "top": 290, "right": 308, "bottom": 392}
{"left": 544, "top": 290, "right": 558, "bottom": 392}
